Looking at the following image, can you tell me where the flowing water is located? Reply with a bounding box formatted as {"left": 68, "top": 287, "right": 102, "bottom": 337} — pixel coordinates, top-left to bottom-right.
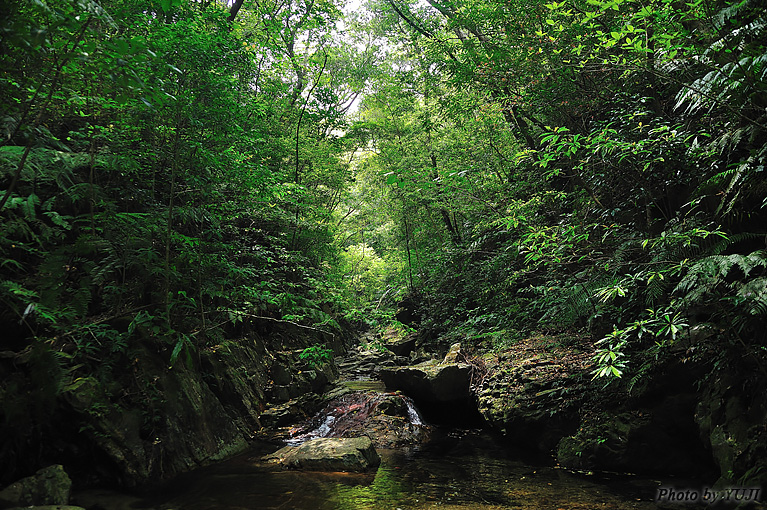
{"left": 72, "top": 363, "right": 712, "bottom": 510}
{"left": 75, "top": 427, "right": 678, "bottom": 510}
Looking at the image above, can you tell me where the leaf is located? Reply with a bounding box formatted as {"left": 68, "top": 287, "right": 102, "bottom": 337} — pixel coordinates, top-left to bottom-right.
{"left": 170, "top": 337, "right": 185, "bottom": 366}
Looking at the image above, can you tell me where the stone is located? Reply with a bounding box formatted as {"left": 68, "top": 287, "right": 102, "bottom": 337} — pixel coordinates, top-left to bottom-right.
{"left": 263, "top": 437, "right": 381, "bottom": 472}
{"left": 259, "top": 392, "right": 325, "bottom": 429}
{"left": 695, "top": 368, "right": 767, "bottom": 486}
{"left": 442, "top": 343, "right": 462, "bottom": 364}
{"left": 0, "top": 465, "right": 72, "bottom": 507}
{"left": 556, "top": 399, "right": 717, "bottom": 477}
{"left": 379, "top": 359, "right": 471, "bottom": 403}
{"left": 283, "top": 391, "right": 430, "bottom": 448}
{"left": 384, "top": 333, "right": 416, "bottom": 357}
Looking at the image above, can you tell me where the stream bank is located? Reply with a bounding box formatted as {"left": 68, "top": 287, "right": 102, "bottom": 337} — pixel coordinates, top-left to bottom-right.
{"left": 63, "top": 343, "right": 695, "bottom": 510}
{"left": 3, "top": 319, "right": 766, "bottom": 509}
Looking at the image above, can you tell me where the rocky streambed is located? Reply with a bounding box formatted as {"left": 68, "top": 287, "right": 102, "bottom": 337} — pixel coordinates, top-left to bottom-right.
{"left": 4, "top": 325, "right": 766, "bottom": 509}
{"left": 57, "top": 342, "right": 686, "bottom": 509}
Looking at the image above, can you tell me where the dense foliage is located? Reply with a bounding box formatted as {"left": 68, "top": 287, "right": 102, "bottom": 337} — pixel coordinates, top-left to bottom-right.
{"left": 1, "top": 0, "right": 765, "bottom": 487}
{"left": 345, "top": 0, "right": 767, "bottom": 378}
{"left": 0, "top": 0, "right": 364, "bottom": 480}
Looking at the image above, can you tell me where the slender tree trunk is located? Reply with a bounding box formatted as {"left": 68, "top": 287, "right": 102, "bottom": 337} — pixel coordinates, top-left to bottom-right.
{"left": 227, "top": 0, "right": 245, "bottom": 22}
{"left": 164, "top": 116, "right": 182, "bottom": 321}
{"left": 403, "top": 213, "right": 414, "bottom": 292}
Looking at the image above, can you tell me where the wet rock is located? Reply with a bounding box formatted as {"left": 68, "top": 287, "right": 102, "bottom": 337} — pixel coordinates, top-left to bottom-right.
{"left": 557, "top": 398, "right": 715, "bottom": 476}
{"left": 0, "top": 465, "right": 72, "bottom": 507}
{"left": 696, "top": 367, "right": 767, "bottom": 486}
{"left": 379, "top": 346, "right": 471, "bottom": 404}
{"left": 61, "top": 339, "right": 265, "bottom": 485}
{"left": 259, "top": 392, "right": 326, "bottom": 429}
{"left": 263, "top": 437, "right": 381, "bottom": 472}
{"left": 285, "top": 391, "right": 429, "bottom": 448}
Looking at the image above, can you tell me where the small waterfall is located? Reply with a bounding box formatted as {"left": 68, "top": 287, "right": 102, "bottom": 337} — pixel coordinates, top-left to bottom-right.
{"left": 404, "top": 397, "right": 423, "bottom": 426}
{"left": 284, "top": 391, "right": 429, "bottom": 446}
{"left": 314, "top": 415, "right": 336, "bottom": 437}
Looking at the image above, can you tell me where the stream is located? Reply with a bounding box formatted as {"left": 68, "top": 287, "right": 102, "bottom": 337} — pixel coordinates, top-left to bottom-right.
{"left": 71, "top": 352, "right": 697, "bottom": 509}
{"left": 75, "top": 427, "right": 670, "bottom": 510}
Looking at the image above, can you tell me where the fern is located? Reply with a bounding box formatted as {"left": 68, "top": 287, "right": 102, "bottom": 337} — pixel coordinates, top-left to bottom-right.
{"left": 675, "top": 250, "right": 767, "bottom": 305}
{"left": 736, "top": 277, "right": 767, "bottom": 316}
{"left": 645, "top": 273, "right": 667, "bottom": 305}
{"left": 539, "top": 279, "right": 608, "bottom": 327}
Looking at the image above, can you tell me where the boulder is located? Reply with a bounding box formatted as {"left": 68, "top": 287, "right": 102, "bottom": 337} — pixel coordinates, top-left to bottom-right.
{"left": 557, "top": 396, "right": 717, "bottom": 477}
{"left": 0, "top": 465, "right": 72, "bottom": 507}
{"left": 262, "top": 437, "right": 381, "bottom": 472}
{"left": 380, "top": 362, "right": 471, "bottom": 403}
{"left": 283, "top": 391, "right": 429, "bottom": 448}
{"left": 695, "top": 367, "right": 767, "bottom": 486}
{"left": 384, "top": 333, "right": 416, "bottom": 358}
{"left": 379, "top": 344, "right": 471, "bottom": 404}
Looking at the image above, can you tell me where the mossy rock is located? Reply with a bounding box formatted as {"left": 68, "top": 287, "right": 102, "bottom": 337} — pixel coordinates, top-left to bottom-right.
{"left": 263, "top": 437, "right": 381, "bottom": 472}
{"left": 696, "top": 369, "right": 767, "bottom": 486}
{"left": 558, "top": 401, "right": 716, "bottom": 477}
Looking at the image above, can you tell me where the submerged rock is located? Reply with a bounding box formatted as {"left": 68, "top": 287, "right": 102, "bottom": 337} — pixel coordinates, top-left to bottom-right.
{"left": 0, "top": 465, "right": 72, "bottom": 507}
{"left": 262, "top": 437, "right": 381, "bottom": 472}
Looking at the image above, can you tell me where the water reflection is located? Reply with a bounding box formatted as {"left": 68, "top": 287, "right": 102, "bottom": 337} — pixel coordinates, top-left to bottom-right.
{"left": 75, "top": 429, "right": 669, "bottom": 510}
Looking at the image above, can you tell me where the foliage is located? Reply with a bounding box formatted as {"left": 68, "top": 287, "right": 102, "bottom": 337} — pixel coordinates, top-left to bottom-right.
{"left": 299, "top": 344, "right": 334, "bottom": 368}
{"left": 1, "top": 0, "right": 766, "bottom": 487}
{"left": 341, "top": 0, "right": 767, "bottom": 397}
{"left": 0, "top": 0, "right": 364, "bottom": 483}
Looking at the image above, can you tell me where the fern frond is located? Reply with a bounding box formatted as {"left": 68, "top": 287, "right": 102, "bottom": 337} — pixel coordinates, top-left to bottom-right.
{"left": 706, "top": 232, "right": 761, "bottom": 256}
{"left": 675, "top": 250, "right": 767, "bottom": 304}
{"left": 645, "top": 275, "right": 667, "bottom": 305}
{"left": 737, "top": 277, "right": 767, "bottom": 316}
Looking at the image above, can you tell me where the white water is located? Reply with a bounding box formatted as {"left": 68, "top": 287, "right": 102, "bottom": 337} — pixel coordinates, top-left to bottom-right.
{"left": 405, "top": 398, "right": 423, "bottom": 426}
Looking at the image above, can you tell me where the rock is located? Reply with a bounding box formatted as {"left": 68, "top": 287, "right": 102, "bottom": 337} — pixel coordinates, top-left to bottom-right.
{"left": 259, "top": 392, "right": 326, "bottom": 429}
{"left": 0, "top": 465, "right": 72, "bottom": 507}
{"left": 262, "top": 437, "right": 381, "bottom": 472}
{"left": 284, "top": 391, "right": 429, "bottom": 448}
{"left": 379, "top": 359, "right": 471, "bottom": 403}
{"left": 557, "top": 396, "right": 717, "bottom": 476}
{"left": 384, "top": 333, "right": 416, "bottom": 358}
{"left": 394, "top": 296, "right": 420, "bottom": 327}
{"left": 696, "top": 367, "right": 767, "bottom": 486}
{"left": 62, "top": 339, "right": 261, "bottom": 485}
{"left": 442, "top": 343, "right": 462, "bottom": 364}
{"left": 474, "top": 346, "right": 593, "bottom": 451}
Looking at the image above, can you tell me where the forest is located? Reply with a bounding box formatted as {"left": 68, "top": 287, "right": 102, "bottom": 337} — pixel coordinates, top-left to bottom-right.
{"left": 1, "top": 0, "right": 766, "bottom": 503}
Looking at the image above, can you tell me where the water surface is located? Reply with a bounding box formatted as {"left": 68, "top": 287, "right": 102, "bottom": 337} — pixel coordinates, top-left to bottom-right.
{"left": 75, "top": 429, "right": 668, "bottom": 510}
